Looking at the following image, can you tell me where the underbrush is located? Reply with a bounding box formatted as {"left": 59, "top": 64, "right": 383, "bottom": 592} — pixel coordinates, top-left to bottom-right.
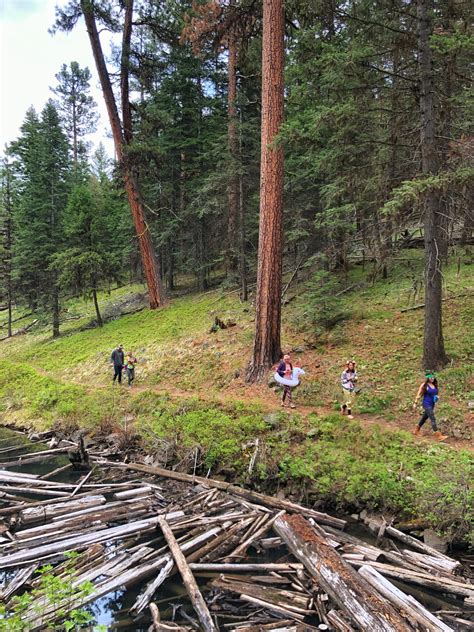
{"left": 270, "top": 414, "right": 473, "bottom": 545}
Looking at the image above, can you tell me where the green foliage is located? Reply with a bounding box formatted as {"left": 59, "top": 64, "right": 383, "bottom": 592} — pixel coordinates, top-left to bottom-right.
{"left": 296, "top": 270, "right": 349, "bottom": 335}
{"left": 0, "top": 552, "right": 95, "bottom": 631}
{"left": 273, "top": 414, "right": 473, "bottom": 543}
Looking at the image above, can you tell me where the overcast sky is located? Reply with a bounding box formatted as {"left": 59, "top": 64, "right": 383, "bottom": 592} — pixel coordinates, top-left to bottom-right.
{"left": 0, "top": 0, "right": 115, "bottom": 156}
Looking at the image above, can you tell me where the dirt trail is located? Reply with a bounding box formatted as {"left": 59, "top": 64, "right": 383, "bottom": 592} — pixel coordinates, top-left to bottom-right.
{"left": 104, "top": 379, "right": 473, "bottom": 453}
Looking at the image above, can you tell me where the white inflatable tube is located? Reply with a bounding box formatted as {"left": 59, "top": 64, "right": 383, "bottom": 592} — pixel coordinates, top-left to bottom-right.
{"left": 274, "top": 372, "right": 300, "bottom": 387}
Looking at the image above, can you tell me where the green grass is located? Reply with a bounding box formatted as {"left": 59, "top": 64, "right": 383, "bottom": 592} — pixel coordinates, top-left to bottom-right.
{"left": 1, "top": 248, "right": 473, "bottom": 543}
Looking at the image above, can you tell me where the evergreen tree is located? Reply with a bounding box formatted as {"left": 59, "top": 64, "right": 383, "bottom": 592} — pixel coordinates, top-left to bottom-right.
{"left": 51, "top": 61, "right": 99, "bottom": 165}
{"left": 247, "top": 0, "right": 284, "bottom": 381}
{"left": 53, "top": 178, "right": 124, "bottom": 327}
{"left": 10, "top": 102, "right": 70, "bottom": 337}
{"left": 0, "top": 158, "right": 14, "bottom": 337}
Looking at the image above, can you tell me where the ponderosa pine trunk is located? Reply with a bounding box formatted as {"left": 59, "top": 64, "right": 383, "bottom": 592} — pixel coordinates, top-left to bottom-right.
{"left": 247, "top": 0, "right": 284, "bottom": 382}
{"left": 226, "top": 14, "right": 240, "bottom": 278}
{"left": 81, "top": 0, "right": 165, "bottom": 309}
{"left": 418, "top": 0, "right": 449, "bottom": 370}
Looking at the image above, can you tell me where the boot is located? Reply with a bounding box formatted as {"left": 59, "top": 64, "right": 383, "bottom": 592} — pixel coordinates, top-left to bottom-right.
{"left": 413, "top": 425, "right": 421, "bottom": 436}
{"left": 434, "top": 431, "right": 448, "bottom": 442}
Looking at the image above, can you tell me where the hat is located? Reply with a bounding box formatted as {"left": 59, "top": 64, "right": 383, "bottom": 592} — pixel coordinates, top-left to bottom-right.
{"left": 425, "top": 372, "right": 435, "bottom": 379}
{"left": 119, "top": 343, "right": 124, "bottom": 349}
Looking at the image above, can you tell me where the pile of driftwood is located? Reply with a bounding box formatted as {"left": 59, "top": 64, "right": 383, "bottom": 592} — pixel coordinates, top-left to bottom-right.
{"left": 0, "top": 450, "right": 473, "bottom": 631}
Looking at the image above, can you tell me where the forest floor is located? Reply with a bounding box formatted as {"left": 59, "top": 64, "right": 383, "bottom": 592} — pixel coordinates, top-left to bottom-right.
{"left": 0, "top": 248, "right": 473, "bottom": 541}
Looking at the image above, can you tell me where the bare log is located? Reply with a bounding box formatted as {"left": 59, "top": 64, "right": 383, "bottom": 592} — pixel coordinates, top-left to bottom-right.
{"left": 274, "top": 513, "right": 413, "bottom": 631}
{"left": 348, "top": 560, "right": 474, "bottom": 599}
{"left": 189, "top": 563, "right": 304, "bottom": 572}
{"left": 112, "top": 461, "right": 346, "bottom": 529}
{"left": 158, "top": 516, "right": 217, "bottom": 632}
{"left": 385, "top": 526, "right": 454, "bottom": 561}
{"left": 358, "top": 564, "right": 453, "bottom": 632}
{"left": 0, "top": 564, "right": 37, "bottom": 601}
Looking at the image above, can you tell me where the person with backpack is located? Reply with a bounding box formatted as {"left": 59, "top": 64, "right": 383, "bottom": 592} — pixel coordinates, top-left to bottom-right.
{"left": 413, "top": 373, "right": 448, "bottom": 441}
{"left": 110, "top": 344, "right": 125, "bottom": 384}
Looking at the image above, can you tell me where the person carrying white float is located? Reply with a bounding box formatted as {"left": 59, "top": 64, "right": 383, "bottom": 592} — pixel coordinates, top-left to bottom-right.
{"left": 274, "top": 354, "right": 305, "bottom": 408}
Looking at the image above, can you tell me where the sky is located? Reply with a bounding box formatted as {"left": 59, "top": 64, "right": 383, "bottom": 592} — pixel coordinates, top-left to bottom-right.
{"left": 0, "top": 0, "right": 115, "bottom": 156}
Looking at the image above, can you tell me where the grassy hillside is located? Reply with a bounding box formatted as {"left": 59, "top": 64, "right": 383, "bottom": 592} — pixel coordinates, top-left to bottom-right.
{"left": 0, "top": 249, "right": 473, "bottom": 543}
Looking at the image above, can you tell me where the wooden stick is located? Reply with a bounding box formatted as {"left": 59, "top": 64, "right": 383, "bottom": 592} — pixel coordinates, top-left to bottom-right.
{"left": 400, "top": 293, "right": 472, "bottom": 312}
{"left": 40, "top": 463, "right": 73, "bottom": 480}
{"left": 70, "top": 468, "right": 94, "bottom": 498}
{"left": 158, "top": 516, "right": 217, "bottom": 632}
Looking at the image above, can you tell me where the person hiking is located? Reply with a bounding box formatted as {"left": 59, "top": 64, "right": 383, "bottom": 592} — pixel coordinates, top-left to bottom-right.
{"left": 276, "top": 354, "right": 296, "bottom": 408}
{"left": 125, "top": 351, "right": 138, "bottom": 387}
{"left": 413, "top": 373, "right": 447, "bottom": 442}
{"left": 111, "top": 344, "right": 125, "bottom": 384}
{"left": 341, "top": 360, "right": 357, "bottom": 419}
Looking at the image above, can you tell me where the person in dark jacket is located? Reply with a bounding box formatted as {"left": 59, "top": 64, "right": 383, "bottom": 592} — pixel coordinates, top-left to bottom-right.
{"left": 111, "top": 344, "right": 125, "bottom": 384}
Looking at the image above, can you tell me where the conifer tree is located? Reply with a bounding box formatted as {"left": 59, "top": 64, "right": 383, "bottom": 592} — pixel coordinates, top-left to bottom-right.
{"left": 51, "top": 61, "right": 98, "bottom": 165}
{"left": 11, "top": 102, "right": 70, "bottom": 337}
{"left": 0, "top": 158, "right": 14, "bottom": 337}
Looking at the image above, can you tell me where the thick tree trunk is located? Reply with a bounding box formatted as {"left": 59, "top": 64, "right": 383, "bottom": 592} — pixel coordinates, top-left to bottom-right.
{"left": 81, "top": 0, "right": 165, "bottom": 309}
{"left": 226, "top": 16, "right": 239, "bottom": 278}
{"left": 247, "top": 0, "right": 285, "bottom": 382}
{"left": 418, "top": 0, "right": 448, "bottom": 370}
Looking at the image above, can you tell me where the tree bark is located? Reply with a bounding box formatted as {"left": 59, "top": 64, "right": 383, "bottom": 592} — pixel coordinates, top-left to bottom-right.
{"left": 274, "top": 514, "right": 413, "bottom": 631}
{"left": 417, "top": 0, "right": 449, "bottom": 370}
{"left": 80, "top": 0, "right": 165, "bottom": 309}
{"left": 226, "top": 13, "right": 240, "bottom": 278}
{"left": 247, "top": 0, "right": 285, "bottom": 381}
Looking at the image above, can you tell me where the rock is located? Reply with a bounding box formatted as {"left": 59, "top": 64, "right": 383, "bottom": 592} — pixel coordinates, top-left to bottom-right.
{"left": 422, "top": 528, "right": 448, "bottom": 553}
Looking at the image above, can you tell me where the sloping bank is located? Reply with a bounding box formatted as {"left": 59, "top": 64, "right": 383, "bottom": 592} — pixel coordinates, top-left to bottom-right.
{"left": 1, "top": 361, "right": 472, "bottom": 546}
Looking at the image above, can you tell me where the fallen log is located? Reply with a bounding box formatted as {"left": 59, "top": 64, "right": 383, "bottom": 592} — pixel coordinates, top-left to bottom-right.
{"left": 358, "top": 564, "right": 453, "bottom": 632}
{"left": 348, "top": 559, "right": 474, "bottom": 599}
{"left": 19, "top": 495, "right": 107, "bottom": 525}
{"left": 0, "top": 563, "right": 37, "bottom": 601}
{"left": 189, "top": 563, "right": 304, "bottom": 573}
{"left": 274, "top": 513, "right": 413, "bottom": 631}
{"left": 110, "top": 461, "right": 346, "bottom": 529}
{"left": 0, "top": 514, "right": 163, "bottom": 568}
{"left": 157, "top": 516, "right": 217, "bottom": 632}
{"left": 385, "top": 526, "right": 455, "bottom": 562}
